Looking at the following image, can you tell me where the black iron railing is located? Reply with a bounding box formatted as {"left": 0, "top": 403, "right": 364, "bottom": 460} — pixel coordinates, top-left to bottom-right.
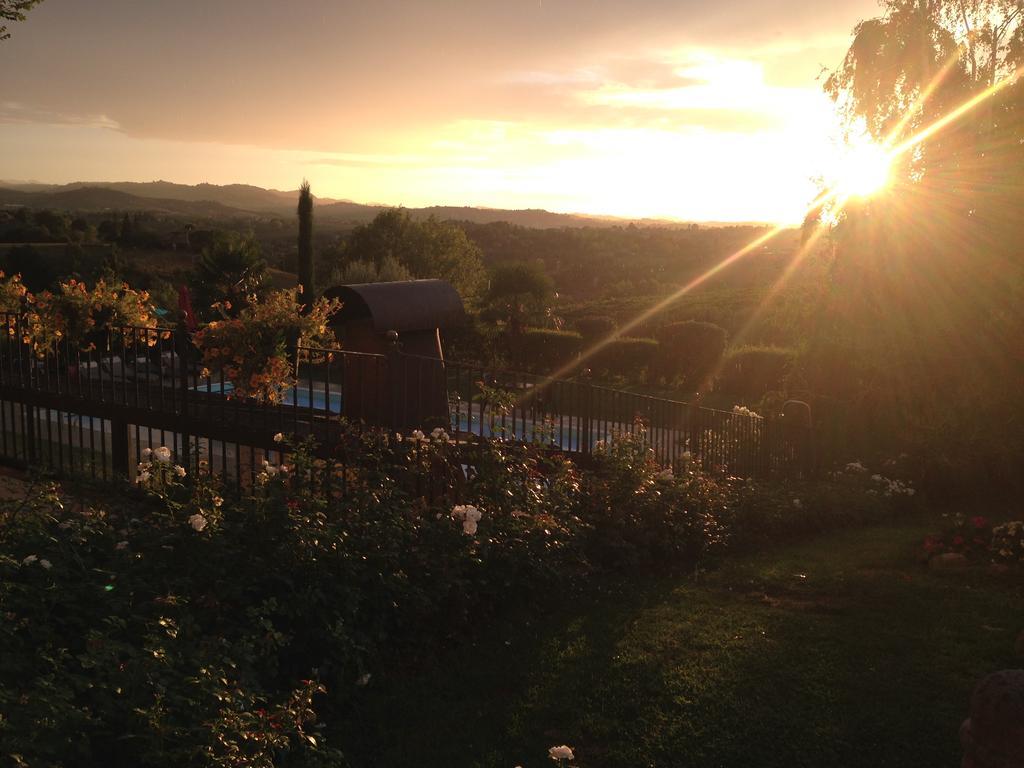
{"left": 0, "top": 314, "right": 812, "bottom": 491}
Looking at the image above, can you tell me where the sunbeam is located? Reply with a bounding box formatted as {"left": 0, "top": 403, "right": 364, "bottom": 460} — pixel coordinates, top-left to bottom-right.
{"left": 518, "top": 61, "right": 1024, "bottom": 409}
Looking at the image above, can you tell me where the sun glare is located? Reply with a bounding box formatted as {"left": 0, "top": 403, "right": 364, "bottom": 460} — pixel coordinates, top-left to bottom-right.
{"left": 831, "top": 140, "right": 893, "bottom": 199}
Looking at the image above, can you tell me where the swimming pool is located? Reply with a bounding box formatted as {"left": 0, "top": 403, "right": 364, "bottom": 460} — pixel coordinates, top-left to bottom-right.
{"left": 192, "top": 381, "right": 344, "bottom": 413}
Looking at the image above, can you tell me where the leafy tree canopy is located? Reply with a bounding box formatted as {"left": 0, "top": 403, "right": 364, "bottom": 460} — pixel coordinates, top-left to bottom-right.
{"left": 826, "top": 0, "right": 1024, "bottom": 202}
{"left": 484, "top": 260, "right": 555, "bottom": 336}
{"left": 343, "top": 209, "right": 486, "bottom": 301}
{"left": 190, "top": 232, "right": 266, "bottom": 318}
{"left": 1, "top": 0, "right": 44, "bottom": 40}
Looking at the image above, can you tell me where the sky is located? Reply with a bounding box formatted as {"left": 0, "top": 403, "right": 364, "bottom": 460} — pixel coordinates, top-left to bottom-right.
{"left": 0, "top": 0, "right": 881, "bottom": 223}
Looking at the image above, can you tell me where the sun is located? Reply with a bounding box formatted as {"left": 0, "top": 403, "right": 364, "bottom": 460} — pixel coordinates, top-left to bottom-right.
{"left": 831, "top": 140, "right": 894, "bottom": 199}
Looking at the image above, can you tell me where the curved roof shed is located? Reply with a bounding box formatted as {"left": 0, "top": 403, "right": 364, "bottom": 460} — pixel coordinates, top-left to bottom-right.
{"left": 322, "top": 279, "right": 465, "bottom": 333}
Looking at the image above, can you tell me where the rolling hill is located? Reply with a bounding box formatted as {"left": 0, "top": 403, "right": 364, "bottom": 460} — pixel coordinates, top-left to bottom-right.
{"left": 0, "top": 180, "right": 760, "bottom": 228}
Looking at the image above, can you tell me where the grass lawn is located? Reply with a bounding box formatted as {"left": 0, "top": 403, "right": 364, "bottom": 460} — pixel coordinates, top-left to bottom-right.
{"left": 340, "top": 513, "right": 1023, "bottom": 767}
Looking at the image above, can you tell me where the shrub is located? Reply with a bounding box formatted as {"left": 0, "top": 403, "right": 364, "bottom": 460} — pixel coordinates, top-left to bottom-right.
{"left": 654, "top": 320, "right": 727, "bottom": 387}
{"left": 574, "top": 315, "right": 616, "bottom": 341}
{"left": 193, "top": 289, "right": 341, "bottom": 402}
{"left": 715, "top": 345, "right": 796, "bottom": 398}
{"left": 0, "top": 426, "right": 918, "bottom": 765}
{"left": 990, "top": 521, "right": 1024, "bottom": 565}
{"left": 588, "top": 336, "right": 660, "bottom": 380}
{"left": 578, "top": 428, "right": 730, "bottom": 569}
{"left": 28, "top": 278, "right": 163, "bottom": 357}
{"left": 513, "top": 327, "right": 583, "bottom": 373}
{"left": 0, "top": 271, "right": 29, "bottom": 313}
{"left": 922, "top": 514, "right": 994, "bottom": 561}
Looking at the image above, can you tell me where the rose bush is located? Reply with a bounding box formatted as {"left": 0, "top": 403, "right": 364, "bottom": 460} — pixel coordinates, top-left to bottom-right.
{"left": 922, "top": 514, "right": 994, "bottom": 562}
{"left": 193, "top": 289, "right": 341, "bottom": 402}
{"left": 0, "top": 425, "right": 915, "bottom": 765}
{"left": 27, "top": 278, "right": 164, "bottom": 357}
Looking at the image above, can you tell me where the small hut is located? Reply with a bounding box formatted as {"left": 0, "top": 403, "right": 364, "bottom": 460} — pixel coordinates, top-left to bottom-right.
{"left": 320, "top": 280, "right": 465, "bottom": 429}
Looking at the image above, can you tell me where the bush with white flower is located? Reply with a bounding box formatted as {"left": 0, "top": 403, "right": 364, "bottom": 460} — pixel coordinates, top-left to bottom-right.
{"left": 732, "top": 404, "right": 761, "bottom": 419}
{"left": 990, "top": 520, "right": 1024, "bottom": 565}
{"left": 451, "top": 504, "right": 483, "bottom": 535}
{"left": 135, "top": 445, "right": 187, "bottom": 491}
{"left": 549, "top": 744, "right": 575, "bottom": 763}
{"left": 0, "top": 419, "right": 931, "bottom": 767}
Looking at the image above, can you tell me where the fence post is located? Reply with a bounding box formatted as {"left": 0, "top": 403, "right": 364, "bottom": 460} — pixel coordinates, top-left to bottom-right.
{"left": 386, "top": 331, "right": 402, "bottom": 432}
{"left": 24, "top": 404, "right": 36, "bottom": 464}
{"left": 688, "top": 403, "right": 699, "bottom": 463}
{"left": 111, "top": 417, "right": 130, "bottom": 479}
{"left": 581, "top": 383, "right": 593, "bottom": 454}
{"left": 178, "top": 323, "right": 192, "bottom": 471}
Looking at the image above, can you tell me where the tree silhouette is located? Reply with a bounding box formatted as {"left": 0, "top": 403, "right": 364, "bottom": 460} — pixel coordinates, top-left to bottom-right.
{"left": 190, "top": 233, "right": 266, "bottom": 319}
{"left": 484, "top": 261, "right": 554, "bottom": 338}
{"left": 825, "top": 0, "right": 1024, "bottom": 200}
{"left": 297, "top": 180, "right": 315, "bottom": 306}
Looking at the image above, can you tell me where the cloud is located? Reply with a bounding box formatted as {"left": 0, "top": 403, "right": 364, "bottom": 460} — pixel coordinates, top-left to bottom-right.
{"left": 494, "top": 51, "right": 831, "bottom": 136}
{"left": 0, "top": 101, "right": 121, "bottom": 131}
{"left": 304, "top": 153, "right": 464, "bottom": 170}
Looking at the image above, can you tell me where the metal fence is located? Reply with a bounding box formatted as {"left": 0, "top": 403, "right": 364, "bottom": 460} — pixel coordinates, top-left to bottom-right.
{"left": 0, "top": 315, "right": 812, "bottom": 492}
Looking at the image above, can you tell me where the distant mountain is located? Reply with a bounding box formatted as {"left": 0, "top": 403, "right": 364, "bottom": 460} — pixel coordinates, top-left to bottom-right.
{"left": 0, "top": 186, "right": 258, "bottom": 218}
{"left": 0, "top": 180, "right": 339, "bottom": 213}
{"left": 0, "top": 180, "right": 759, "bottom": 229}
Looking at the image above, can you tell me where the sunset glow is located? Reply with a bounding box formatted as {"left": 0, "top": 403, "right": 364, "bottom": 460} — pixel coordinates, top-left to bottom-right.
{"left": 0, "top": 1, "right": 881, "bottom": 223}
{"left": 830, "top": 140, "right": 893, "bottom": 199}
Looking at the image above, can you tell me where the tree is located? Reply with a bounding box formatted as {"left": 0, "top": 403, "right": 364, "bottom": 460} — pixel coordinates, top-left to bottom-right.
{"left": 331, "top": 255, "right": 413, "bottom": 285}
{"left": 190, "top": 232, "right": 266, "bottom": 318}
{"left": 343, "top": 209, "right": 486, "bottom": 300}
{"left": 1, "top": 0, "right": 43, "bottom": 41}
{"left": 297, "top": 180, "right": 315, "bottom": 305}
{"left": 811, "top": 0, "right": 1024, "bottom": 489}
{"left": 825, "top": 0, "right": 1024, "bottom": 211}
{"left": 483, "top": 261, "right": 554, "bottom": 337}
{"left": 653, "top": 320, "right": 727, "bottom": 388}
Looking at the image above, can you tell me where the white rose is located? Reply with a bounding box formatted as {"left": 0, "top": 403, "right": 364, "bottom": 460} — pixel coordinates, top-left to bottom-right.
{"left": 548, "top": 745, "right": 574, "bottom": 761}
{"left": 141, "top": 447, "right": 152, "bottom": 459}
{"left": 273, "top": 432, "right": 285, "bottom": 443}
{"left": 462, "top": 519, "right": 478, "bottom": 536}
{"left": 154, "top": 446, "right": 172, "bottom": 463}
{"left": 174, "top": 465, "right": 187, "bottom": 478}
{"left": 188, "top": 513, "right": 208, "bottom": 532}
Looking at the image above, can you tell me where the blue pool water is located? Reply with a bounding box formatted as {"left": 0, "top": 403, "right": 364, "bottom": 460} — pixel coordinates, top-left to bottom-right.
{"left": 192, "top": 381, "right": 343, "bottom": 413}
